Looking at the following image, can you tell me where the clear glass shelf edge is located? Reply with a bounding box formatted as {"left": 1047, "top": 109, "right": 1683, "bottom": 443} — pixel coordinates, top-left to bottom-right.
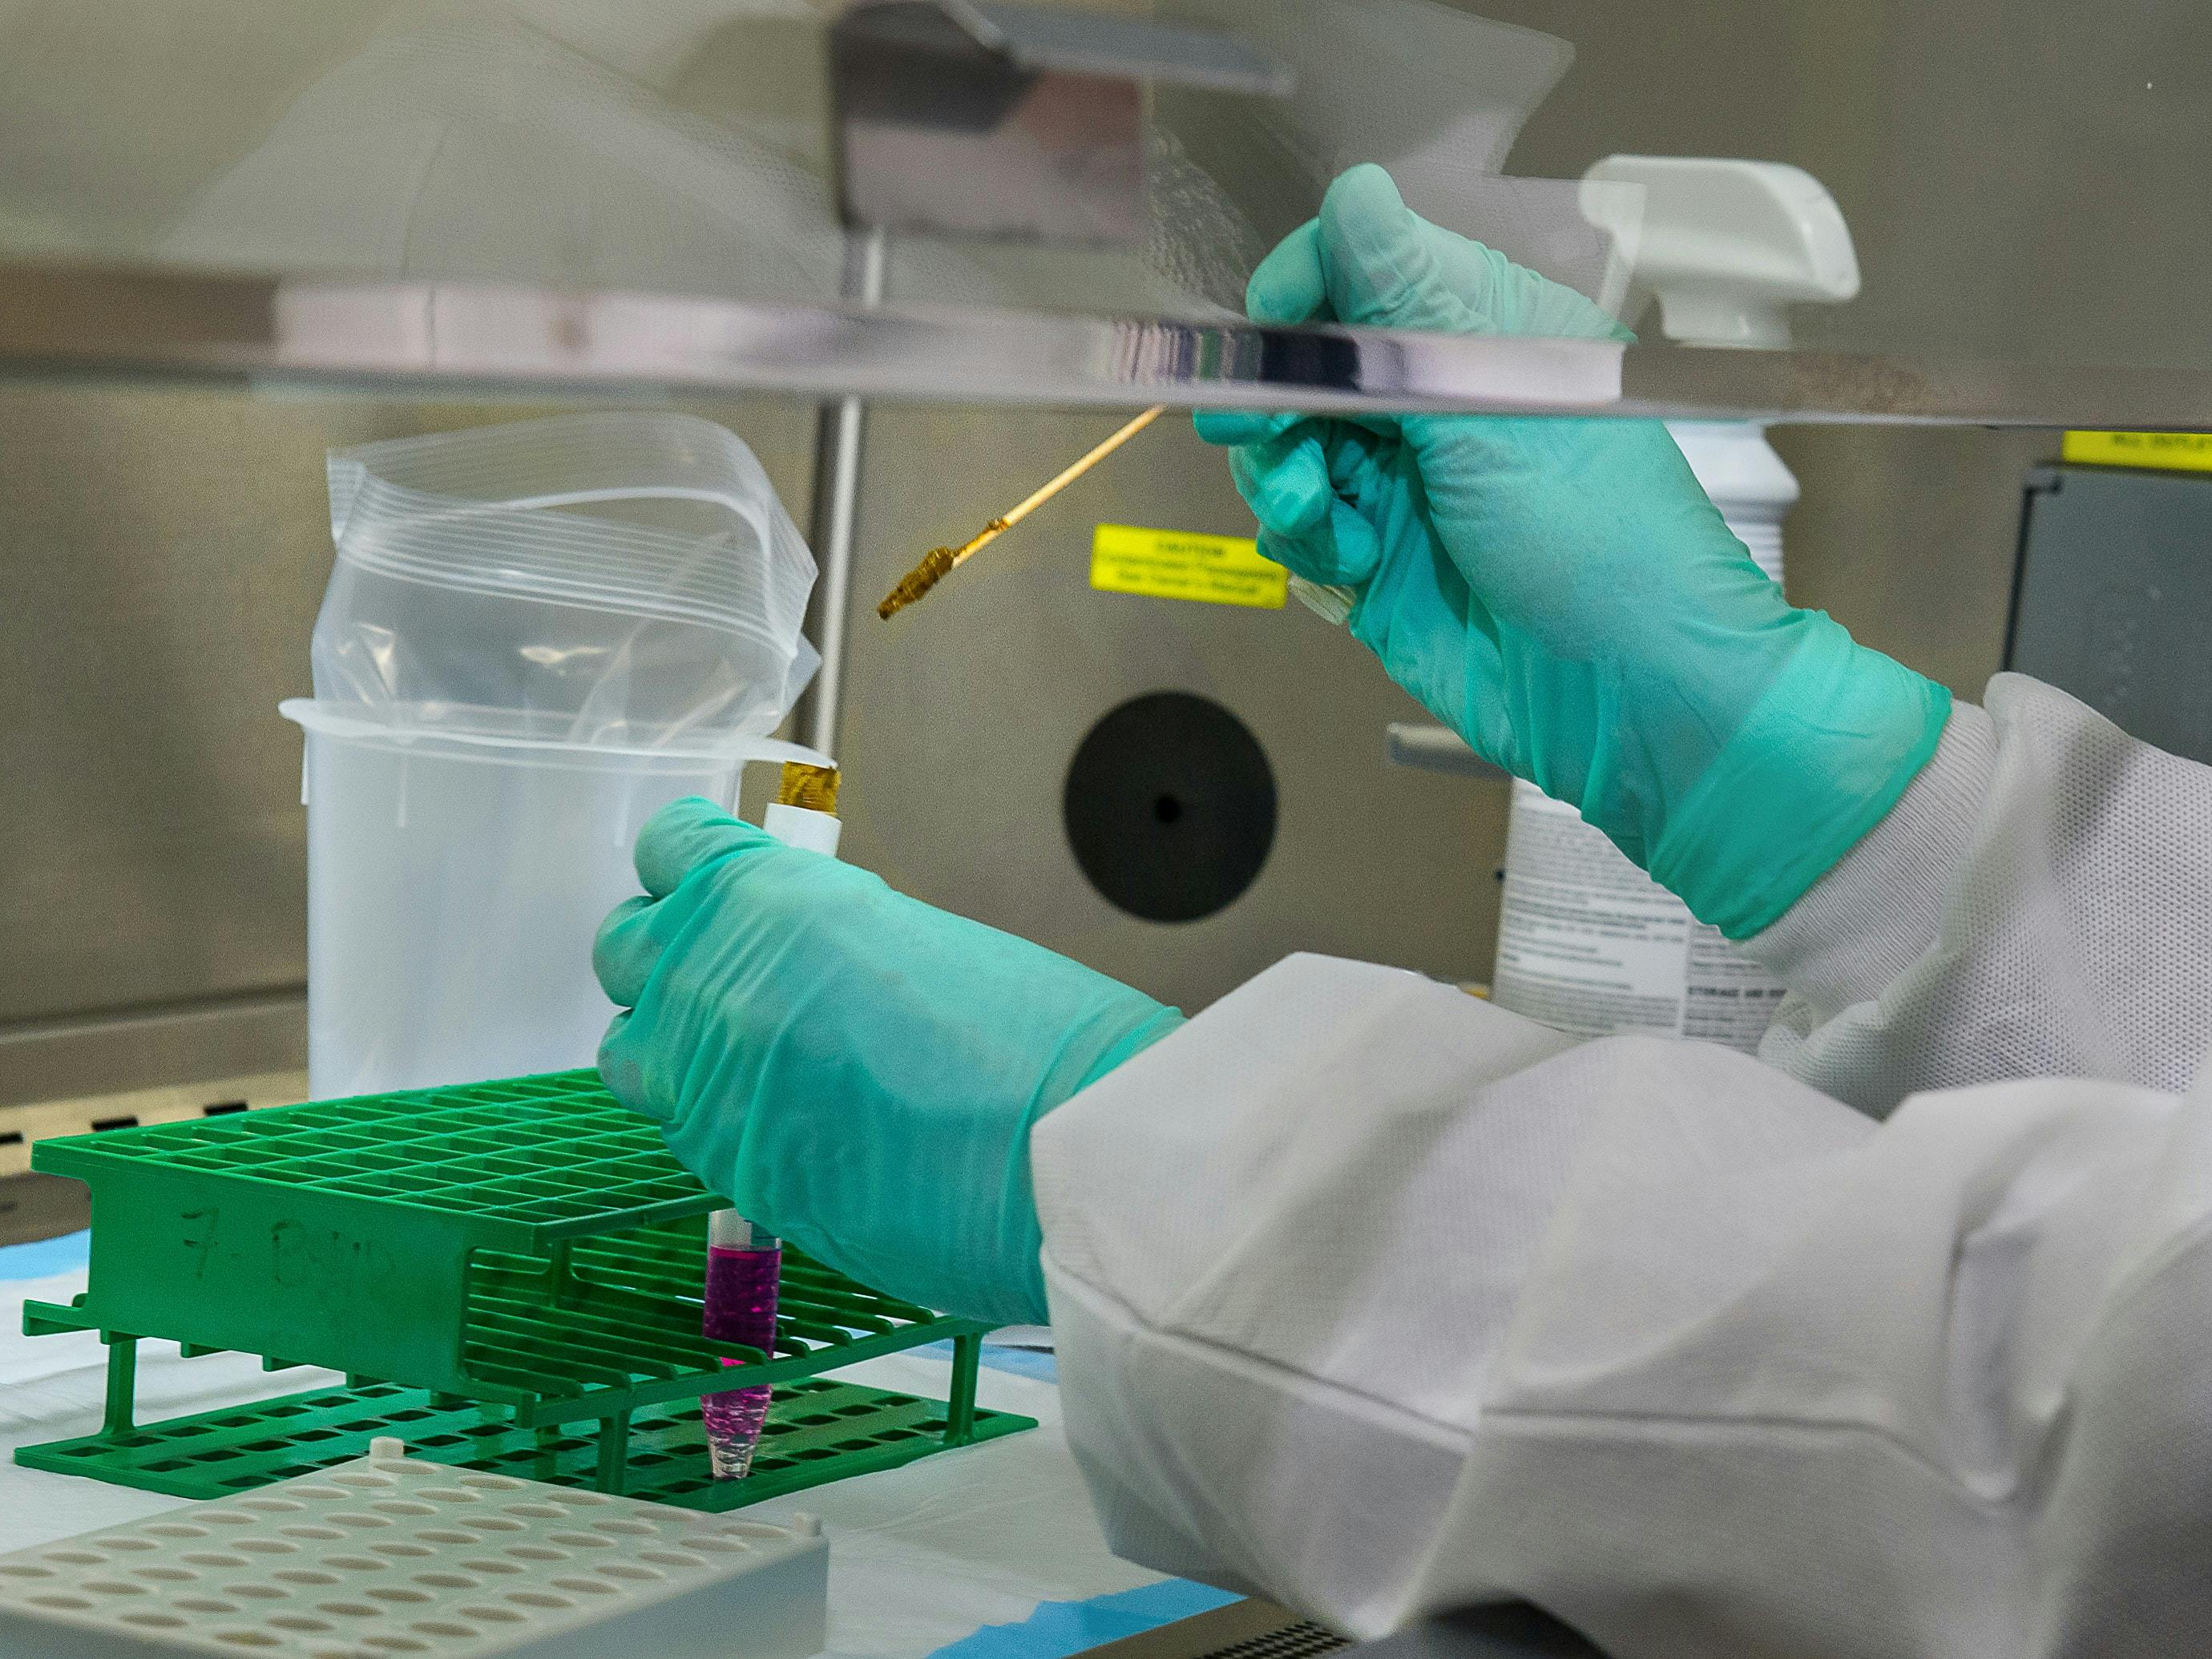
{"left": 2, "top": 261, "right": 2207, "bottom": 430}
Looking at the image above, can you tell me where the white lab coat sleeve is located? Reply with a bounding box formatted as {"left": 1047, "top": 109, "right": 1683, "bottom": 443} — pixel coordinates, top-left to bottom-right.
{"left": 1749, "top": 672, "right": 2212, "bottom": 1112}
{"left": 1031, "top": 957, "right": 2212, "bottom": 1657}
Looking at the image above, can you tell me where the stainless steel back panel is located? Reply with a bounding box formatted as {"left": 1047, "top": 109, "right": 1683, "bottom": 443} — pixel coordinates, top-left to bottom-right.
{"left": 3, "top": 0, "right": 2132, "bottom": 1096}
{"left": 827, "top": 404, "right": 1500, "bottom": 1013}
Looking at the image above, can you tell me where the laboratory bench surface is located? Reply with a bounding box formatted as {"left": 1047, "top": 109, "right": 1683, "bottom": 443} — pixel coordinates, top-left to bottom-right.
{"left": 0, "top": 1229, "right": 1238, "bottom": 1659}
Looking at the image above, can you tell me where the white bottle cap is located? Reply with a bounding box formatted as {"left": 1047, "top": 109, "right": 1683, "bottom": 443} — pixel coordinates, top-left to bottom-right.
{"left": 710, "top": 1209, "right": 778, "bottom": 1249}
{"left": 1580, "top": 155, "right": 1859, "bottom": 349}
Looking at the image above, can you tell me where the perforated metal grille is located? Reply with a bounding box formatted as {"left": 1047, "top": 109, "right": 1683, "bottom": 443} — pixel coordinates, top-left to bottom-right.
{"left": 1198, "top": 1621, "right": 1350, "bottom": 1659}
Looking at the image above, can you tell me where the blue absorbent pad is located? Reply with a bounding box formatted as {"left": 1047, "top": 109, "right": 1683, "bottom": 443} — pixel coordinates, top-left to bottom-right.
{"left": 0, "top": 1229, "right": 90, "bottom": 1282}
{"left": 911, "top": 1337, "right": 1059, "bottom": 1383}
{"left": 930, "top": 1580, "right": 1242, "bottom": 1659}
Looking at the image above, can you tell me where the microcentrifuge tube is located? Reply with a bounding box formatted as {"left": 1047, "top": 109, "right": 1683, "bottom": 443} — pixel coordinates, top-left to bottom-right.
{"left": 702, "top": 1210, "right": 781, "bottom": 1479}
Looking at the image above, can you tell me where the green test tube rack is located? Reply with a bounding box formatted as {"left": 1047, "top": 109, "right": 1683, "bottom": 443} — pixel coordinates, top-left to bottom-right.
{"left": 15, "top": 1070, "right": 1031, "bottom": 1508}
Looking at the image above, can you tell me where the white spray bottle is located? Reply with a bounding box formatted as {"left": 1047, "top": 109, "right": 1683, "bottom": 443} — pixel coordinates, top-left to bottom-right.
{"left": 1486, "top": 157, "right": 1860, "bottom": 1052}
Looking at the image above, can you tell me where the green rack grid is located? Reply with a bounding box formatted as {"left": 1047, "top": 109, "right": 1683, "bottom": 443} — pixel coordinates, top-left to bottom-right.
{"left": 18, "top": 1069, "right": 1033, "bottom": 1505}
{"left": 15, "top": 1375, "right": 1032, "bottom": 1511}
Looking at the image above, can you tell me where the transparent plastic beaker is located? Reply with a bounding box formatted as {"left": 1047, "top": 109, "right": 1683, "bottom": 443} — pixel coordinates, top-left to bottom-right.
{"left": 285, "top": 708, "right": 824, "bottom": 1097}
{"left": 287, "top": 413, "right": 823, "bottom": 1096}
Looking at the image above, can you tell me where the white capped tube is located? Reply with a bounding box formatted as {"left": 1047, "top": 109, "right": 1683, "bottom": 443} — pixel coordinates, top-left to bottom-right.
{"left": 762, "top": 802, "right": 843, "bottom": 858}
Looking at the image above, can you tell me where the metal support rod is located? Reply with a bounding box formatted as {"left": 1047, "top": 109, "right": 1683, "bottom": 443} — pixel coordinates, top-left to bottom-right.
{"left": 102, "top": 1334, "right": 138, "bottom": 1436}
{"left": 802, "top": 228, "right": 889, "bottom": 759}
{"left": 945, "top": 1332, "right": 982, "bottom": 1445}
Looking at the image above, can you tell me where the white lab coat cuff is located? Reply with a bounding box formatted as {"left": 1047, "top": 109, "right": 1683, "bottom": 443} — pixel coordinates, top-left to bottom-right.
{"left": 1746, "top": 696, "right": 1997, "bottom": 1018}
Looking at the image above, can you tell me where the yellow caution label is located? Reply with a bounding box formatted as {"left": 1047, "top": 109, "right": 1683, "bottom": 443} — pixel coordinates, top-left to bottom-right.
{"left": 1088, "top": 523, "right": 1288, "bottom": 610}
{"left": 2062, "top": 430, "right": 2212, "bottom": 473}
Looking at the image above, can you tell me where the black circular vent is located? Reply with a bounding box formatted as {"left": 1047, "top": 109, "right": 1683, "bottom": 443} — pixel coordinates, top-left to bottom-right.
{"left": 1063, "top": 692, "right": 1277, "bottom": 923}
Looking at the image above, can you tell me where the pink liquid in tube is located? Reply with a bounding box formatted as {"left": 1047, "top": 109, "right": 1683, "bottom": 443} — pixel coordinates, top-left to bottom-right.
{"left": 702, "top": 1210, "right": 781, "bottom": 1479}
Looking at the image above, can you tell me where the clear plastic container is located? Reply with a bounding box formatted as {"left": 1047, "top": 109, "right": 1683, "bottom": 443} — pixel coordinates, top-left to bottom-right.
{"left": 285, "top": 414, "right": 824, "bottom": 1096}
{"left": 311, "top": 412, "right": 818, "bottom": 750}
{"left": 285, "top": 714, "right": 822, "bottom": 1096}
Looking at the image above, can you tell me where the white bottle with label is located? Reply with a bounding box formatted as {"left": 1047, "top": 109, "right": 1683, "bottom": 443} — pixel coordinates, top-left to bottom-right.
{"left": 1490, "top": 158, "right": 1860, "bottom": 1053}
{"left": 1491, "top": 423, "right": 1794, "bottom": 1050}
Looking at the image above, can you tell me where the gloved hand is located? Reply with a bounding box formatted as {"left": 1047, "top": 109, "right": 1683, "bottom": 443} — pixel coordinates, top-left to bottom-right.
{"left": 593, "top": 798, "right": 1184, "bottom": 1325}
{"left": 1198, "top": 164, "right": 1950, "bottom": 938}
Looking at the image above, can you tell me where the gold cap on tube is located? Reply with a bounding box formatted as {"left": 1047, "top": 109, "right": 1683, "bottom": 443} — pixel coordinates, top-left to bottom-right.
{"left": 775, "top": 762, "right": 841, "bottom": 814}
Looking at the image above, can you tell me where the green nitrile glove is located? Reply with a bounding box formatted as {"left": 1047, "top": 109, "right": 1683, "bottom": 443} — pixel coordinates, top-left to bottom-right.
{"left": 594, "top": 798, "right": 1183, "bottom": 1324}
{"left": 1198, "top": 163, "right": 1948, "bottom": 936}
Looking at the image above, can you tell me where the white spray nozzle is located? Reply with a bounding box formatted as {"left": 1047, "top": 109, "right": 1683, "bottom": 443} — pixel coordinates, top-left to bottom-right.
{"left": 1579, "top": 155, "right": 1859, "bottom": 349}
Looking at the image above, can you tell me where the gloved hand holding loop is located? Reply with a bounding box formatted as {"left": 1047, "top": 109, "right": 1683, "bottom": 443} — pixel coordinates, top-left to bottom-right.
{"left": 1199, "top": 164, "right": 1949, "bottom": 938}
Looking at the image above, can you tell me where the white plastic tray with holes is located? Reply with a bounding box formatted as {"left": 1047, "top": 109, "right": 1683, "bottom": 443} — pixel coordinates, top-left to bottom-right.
{"left": 0, "top": 1438, "right": 828, "bottom": 1659}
